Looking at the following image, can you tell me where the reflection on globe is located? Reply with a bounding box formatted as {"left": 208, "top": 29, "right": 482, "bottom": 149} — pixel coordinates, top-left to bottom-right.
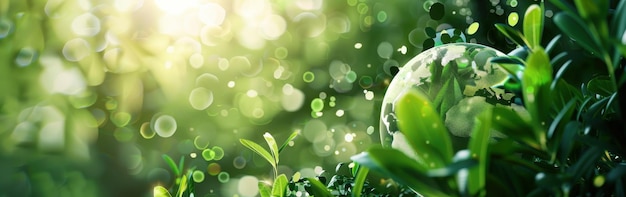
{"left": 379, "top": 43, "right": 517, "bottom": 152}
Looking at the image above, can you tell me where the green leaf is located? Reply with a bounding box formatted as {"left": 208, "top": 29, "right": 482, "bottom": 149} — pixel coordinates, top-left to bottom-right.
{"left": 351, "top": 148, "right": 448, "bottom": 196}
{"left": 240, "top": 139, "right": 276, "bottom": 169}
{"left": 352, "top": 166, "right": 369, "bottom": 197}
{"left": 491, "top": 106, "right": 541, "bottom": 150}
{"left": 162, "top": 154, "right": 180, "bottom": 176}
{"left": 177, "top": 175, "right": 188, "bottom": 197}
{"left": 548, "top": 0, "right": 576, "bottom": 14}
{"left": 523, "top": 47, "right": 553, "bottom": 126}
{"left": 258, "top": 182, "right": 272, "bottom": 197}
{"left": 304, "top": 178, "right": 333, "bottom": 197}
{"left": 468, "top": 108, "right": 493, "bottom": 197}
{"left": 495, "top": 23, "right": 531, "bottom": 47}
{"left": 153, "top": 186, "right": 172, "bottom": 197}
{"left": 587, "top": 76, "right": 614, "bottom": 97}
{"left": 264, "top": 132, "right": 280, "bottom": 166}
{"left": 524, "top": 4, "right": 543, "bottom": 49}
{"left": 278, "top": 130, "right": 299, "bottom": 153}
{"left": 547, "top": 99, "right": 577, "bottom": 161}
{"left": 272, "top": 174, "right": 288, "bottom": 197}
{"left": 611, "top": 0, "right": 626, "bottom": 43}
{"left": 395, "top": 89, "right": 453, "bottom": 168}
{"left": 177, "top": 156, "right": 185, "bottom": 178}
{"left": 545, "top": 35, "right": 563, "bottom": 54}
{"left": 574, "top": 0, "right": 608, "bottom": 21}
{"left": 567, "top": 147, "right": 603, "bottom": 181}
{"left": 558, "top": 121, "right": 580, "bottom": 164}
{"left": 553, "top": 12, "right": 604, "bottom": 58}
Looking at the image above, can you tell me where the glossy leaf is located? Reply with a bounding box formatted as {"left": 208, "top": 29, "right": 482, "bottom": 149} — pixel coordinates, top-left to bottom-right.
{"left": 551, "top": 61, "right": 573, "bottom": 90}
{"left": 547, "top": 99, "right": 576, "bottom": 160}
{"left": 153, "top": 186, "right": 172, "bottom": 197}
{"left": 553, "top": 12, "right": 604, "bottom": 58}
{"left": 272, "top": 174, "right": 288, "bottom": 197}
{"left": 495, "top": 23, "right": 531, "bottom": 47}
{"left": 264, "top": 132, "right": 280, "bottom": 165}
{"left": 524, "top": 4, "right": 543, "bottom": 49}
{"left": 177, "top": 175, "right": 188, "bottom": 197}
{"left": 587, "top": 76, "right": 614, "bottom": 97}
{"left": 548, "top": 0, "right": 576, "bottom": 14}
{"left": 545, "top": 34, "right": 563, "bottom": 54}
{"left": 352, "top": 166, "right": 369, "bottom": 197}
{"left": 568, "top": 147, "right": 603, "bottom": 181}
{"left": 304, "top": 178, "right": 333, "bottom": 197}
{"left": 351, "top": 148, "right": 448, "bottom": 196}
{"left": 162, "top": 154, "right": 180, "bottom": 176}
{"left": 395, "top": 88, "right": 453, "bottom": 168}
{"left": 240, "top": 139, "right": 276, "bottom": 169}
{"left": 278, "top": 130, "right": 299, "bottom": 153}
{"left": 558, "top": 121, "right": 580, "bottom": 164}
{"left": 468, "top": 108, "right": 493, "bottom": 197}
{"left": 258, "top": 182, "right": 271, "bottom": 197}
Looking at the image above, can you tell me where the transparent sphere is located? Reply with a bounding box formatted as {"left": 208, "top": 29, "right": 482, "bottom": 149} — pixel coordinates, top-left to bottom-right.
{"left": 379, "top": 43, "right": 516, "bottom": 150}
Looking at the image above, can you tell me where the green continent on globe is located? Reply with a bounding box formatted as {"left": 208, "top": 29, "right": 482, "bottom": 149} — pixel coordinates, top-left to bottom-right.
{"left": 379, "top": 43, "right": 520, "bottom": 153}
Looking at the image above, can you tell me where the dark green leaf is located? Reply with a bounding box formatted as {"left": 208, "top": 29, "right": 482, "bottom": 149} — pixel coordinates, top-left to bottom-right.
{"left": 240, "top": 139, "right": 276, "bottom": 169}
{"left": 567, "top": 147, "right": 603, "bottom": 181}
{"left": 351, "top": 148, "right": 448, "bottom": 196}
{"left": 547, "top": 99, "right": 577, "bottom": 162}
{"left": 587, "top": 76, "right": 614, "bottom": 96}
{"left": 263, "top": 132, "right": 280, "bottom": 165}
{"left": 304, "top": 178, "right": 333, "bottom": 197}
{"left": 606, "top": 164, "right": 626, "bottom": 183}
{"left": 162, "top": 154, "right": 180, "bottom": 176}
{"left": 548, "top": 0, "right": 576, "bottom": 14}
{"left": 395, "top": 88, "right": 453, "bottom": 168}
{"left": 351, "top": 166, "right": 369, "bottom": 197}
{"left": 272, "top": 174, "right": 288, "bottom": 197}
{"left": 468, "top": 108, "right": 492, "bottom": 196}
{"left": 611, "top": 0, "right": 626, "bottom": 43}
{"left": 558, "top": 121, "right": 580, "bottom": 164}
{"left": 545, "top": 34, "right": 563, "bottom": 54}
{"left": 553, "top": 12, "right": 604, "bottom": 58}
{"left": 551, "top": 61, "right": 573, "bottom": 90}
{"left": 278, "top": 131, "right": 299, "bottom": 153}
{"left": 524, "top": 4, "right": 543, "bottom": 49}
{"left": 153, "top": 186, "right": 172, "bottom": 197}
{"left": 427, "top": 158, "right": 476, "bottom": 177}
{"left": 258, "top": 182, "right": 271, "bottom": 197}
{"left": 495, "top": 23, "right": 531, "bottom": 47}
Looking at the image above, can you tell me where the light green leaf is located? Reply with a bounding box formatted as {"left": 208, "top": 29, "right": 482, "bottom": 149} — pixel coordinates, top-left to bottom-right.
{"left": 240, "top": 139, "right": 276, "bottom": 169}
{"left": 395, "top": 89, "right": 453, "bottom": 168}
{"left": 352, "top": 165, "right": 369, "bottom": 197}
{"left": 491, "top": 106, "right": 541, "bottom": 150}
{"left": 495, "top": 23, "right": 531, "bottom": 47}
{"left": 258, "top": 182, "right": 272, "bottom": 197}
{"left": 351, "top": 148, "right": 448, "bottom": 196}
{"left": 153, "top": 186, "right": 172, "bottom": 197}
{"left": 523, "top": 47, "right": 553, "bottom": 125}
{"left": 279, "top": 130, "right": 299, "bottom": 153}
{"left": 304, "top": 178, "right": 333, "bottom": 197}
{"left": 468, "top": 108, "right": 493, "bottom": 197}
{"left": 264, "top": 132, "right": 280, "bottom": 165}
{"left": 177, "top": 175, "right": 187, "bottom": 197}
{"left": 524, "top": 4, "right": 543, "bottom": 49}
{"left": 272, "top": 174, "right": 288, "bottom": 197}
{"left": 554, "top": 12, "right": 604, "bottom": 58}
{"left": 162, "top": 154, "right": 180, "bottom": 176}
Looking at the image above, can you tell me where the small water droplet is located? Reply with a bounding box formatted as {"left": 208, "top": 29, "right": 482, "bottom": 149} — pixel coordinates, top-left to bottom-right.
{"left": 0, "top": 18, "right": 13, "bottom": 39}
{"left": 15, "top": 47, "right": 38, "bottom": 67}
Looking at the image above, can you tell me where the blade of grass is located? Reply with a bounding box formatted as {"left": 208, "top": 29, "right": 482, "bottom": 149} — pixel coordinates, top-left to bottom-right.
{"left": 162, "top": 154, "right": 180, "bottom": 176}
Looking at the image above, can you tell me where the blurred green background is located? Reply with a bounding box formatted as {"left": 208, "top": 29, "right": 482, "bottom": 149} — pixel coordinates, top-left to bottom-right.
{"left": 0, "top": 0, "right": 541, "bottom": 196}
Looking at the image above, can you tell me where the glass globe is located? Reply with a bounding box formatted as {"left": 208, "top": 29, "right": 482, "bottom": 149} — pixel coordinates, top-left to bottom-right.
{"left": 379, "top": 43, "right": 517, "bottom": 151}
